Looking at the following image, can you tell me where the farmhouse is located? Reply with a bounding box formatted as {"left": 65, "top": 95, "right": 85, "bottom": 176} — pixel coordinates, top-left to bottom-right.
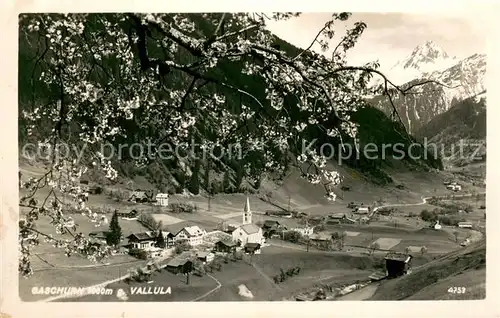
{"left": 196, "top": 251, "right": 215, "bottom": 264}
{"left": 329, "top": 213, "right": 345, "bottom": 220}
{"left": 309, "top": 233, "right": 332, "bottom": 242}
{"left": 126, "top": 231, "right": 174, "bottom": 249}
{"left": 244, "top": 242, "right": 261, "bottom": 254}
{"left": 129, "top": 190, "right": 149, "bottom": 203}
{"left": 341, "top": 215, "right": 357, "bottom": 224}
{"left": 165, "top": 258, "right": 193, "bottom": 275}
{"left": 175, "top": 226, "right": 206, "bottom": 246}
{"left": 384, "top": 252, "right": 413, "bottom": 278}
{"left": 458, "top": 222, "right": 473, "bottom": 228}
{"left": 116, "top": 209, "right": 139, "bottom": 219}
{"left": 89, "top": 231, "right": 108, "bottom": 242}
{"left": 155, "top": 193, "right": 169, "bottom": 206}
{"left": 262, "top": 220, "right": 282, "bottom": 231}
{"left": 214, "top": 240, "right": 238, "bottom": 253}
{"left": 127, "top": 232, "right": 156, "bottom": 250}
{"left": 290, "top": 226, "right": 314, "bottom": 237}
{"left": 355, "top": 207, "right": 370, "bottom": 214}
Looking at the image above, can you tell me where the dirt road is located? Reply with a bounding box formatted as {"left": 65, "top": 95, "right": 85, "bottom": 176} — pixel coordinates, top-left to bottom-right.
{"left": 336, "top": 284, "right": 380, "bottom": 300}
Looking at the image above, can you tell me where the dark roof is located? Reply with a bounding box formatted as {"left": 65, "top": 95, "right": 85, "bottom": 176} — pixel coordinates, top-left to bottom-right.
{"left": 89, "top": 231, "right": 108, "bottom": 238}
{"left": 245, "top": 243, "right": 261, "bottom": 250}
{"left": 127, "top": 232, "right": 155, "bottom": 241}
{"left": 385, "top": 252, "right": 412, "bottom": 262}
{"left": 166, "top": 258, "right": 192, "bottom": 267}
{"left": 215, "top": 240, "right": 238, "bottom": 247}
{"left": 263, "top": 220, "right": 280, "bottom": 227}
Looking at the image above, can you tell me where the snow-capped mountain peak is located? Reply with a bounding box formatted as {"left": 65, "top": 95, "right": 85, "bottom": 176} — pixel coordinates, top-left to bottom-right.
{"left": 384, "top": 41, "right": 458, "bottom": 85}
{"left": 399, "top": 40, "right": 450, "bottom": 70}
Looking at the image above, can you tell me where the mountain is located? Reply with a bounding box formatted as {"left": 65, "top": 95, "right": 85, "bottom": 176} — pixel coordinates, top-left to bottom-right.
{"left": 415, "top": 91, "right": 486, "bottom": 168}
{"left": 388, "top": 40, "right": 458, "bottom": 85}
{"left": 371, "top": 42, "right": 486, "bottom": 134}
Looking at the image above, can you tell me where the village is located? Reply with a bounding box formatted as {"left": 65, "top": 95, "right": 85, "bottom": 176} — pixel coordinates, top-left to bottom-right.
{"left": 18, "top": 167, "right": 486, "bottom": 302}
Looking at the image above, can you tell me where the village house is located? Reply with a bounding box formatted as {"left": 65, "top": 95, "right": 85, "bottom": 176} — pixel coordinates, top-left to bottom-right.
{"left": 244, "top": 242, "right": 261, "bottom": 254}
{"left": 126, "top": 231, "right": 175, "bottom": 250}
{"left": 327, "top": 213, "right": 356, "bottom": 225}
{"left": 175, "top": 226, "right": 206, "bottom": 246}
{"left": 327, "top": 213, "right": 346, "bottom": 224}
{"left": 458, "top": 222, "right": 473, "bottom": 228}
{"left": 88, "top": 230, "right": 109, "bottom": 243}
{"left": 165, "top": 258, "right": 193, "bottom": 275}
{"left": 128, "top": 189, "right": 152, "bottom": 203}
{"left": 262, "top": 220, "right": 282, "bottom": 231}
{"left": 196, "top": 251, "right": 215, "bottom": 264}
{"left": 116, "top": 209, "right": 139, "bottom": 219}
{"left": 355, "top": 206, "right": 370, "bottom": 214}
{"left": 290, "top": 226, "right": 314, "bottom": 237}
{"left": 126, "top": 232, "right": 156, "bottom": 250}
{"left": 341, "top": 215, "right": 357, "bottom": 224}
{"left": 384, "top": 252, "right": 413, "bottom": 278}
{"left": 231, "top": 197, "right": 265, "bottom": 246}
{"left": 309, "top": 232, "right": 332, "bottom": 243}
{"left": 214, "top": 240, "right": 239, "bottom": 253}
{"left": 155, "top": 193, "right": 169, "bottom": 207}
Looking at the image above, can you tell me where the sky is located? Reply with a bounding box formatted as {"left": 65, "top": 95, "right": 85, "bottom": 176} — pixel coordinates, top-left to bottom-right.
{"left": 266, "top": 12, "right": 487, "bottom": 71}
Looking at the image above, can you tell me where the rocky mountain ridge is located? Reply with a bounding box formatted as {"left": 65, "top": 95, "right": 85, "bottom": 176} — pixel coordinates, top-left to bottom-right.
{"left": 372, "top": 41, "right": 486, "bottom": 134}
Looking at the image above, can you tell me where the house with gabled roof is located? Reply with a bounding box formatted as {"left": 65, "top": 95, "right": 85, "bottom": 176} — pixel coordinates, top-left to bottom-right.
{"left": 214, "top": 240, "right": 239, "bottom": 253}
{"left": 174, "top": 225, "right": 206, "bottom": 246}
{"left": 126, "top": 230, "right": 174, "bottom": 250}
{"left": 126, "top": 232, "right": 156, "bottom": 250}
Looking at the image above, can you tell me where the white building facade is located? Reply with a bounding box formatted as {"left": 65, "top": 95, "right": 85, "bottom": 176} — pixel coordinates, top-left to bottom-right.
{"left": 175, "top": 226, "right": 206, "bottom": 246}
{"left": 155, "top": 193, "right": 169, "bottom": 206}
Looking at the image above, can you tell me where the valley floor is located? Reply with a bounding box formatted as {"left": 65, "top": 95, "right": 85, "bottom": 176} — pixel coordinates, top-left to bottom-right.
{"left": 18, "top": 162, "right": 487, "bottom": 302}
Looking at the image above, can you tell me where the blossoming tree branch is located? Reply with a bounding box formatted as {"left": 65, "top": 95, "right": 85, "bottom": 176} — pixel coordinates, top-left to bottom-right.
{"left": 18, "top": 12, "right": 450, "bottom": 276}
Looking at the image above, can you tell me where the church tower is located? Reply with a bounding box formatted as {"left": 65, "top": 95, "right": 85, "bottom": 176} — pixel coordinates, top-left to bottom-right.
{"left": 243, "top": 196, "right": 252, "bottom": 224}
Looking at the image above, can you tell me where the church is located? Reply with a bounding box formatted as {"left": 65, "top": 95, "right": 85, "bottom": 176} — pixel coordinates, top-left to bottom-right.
{"left": 231, "top": 197, "right": 264, "bottom": 246}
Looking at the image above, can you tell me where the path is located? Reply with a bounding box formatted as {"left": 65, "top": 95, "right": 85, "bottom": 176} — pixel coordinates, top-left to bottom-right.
{"left": 336, "top": 284, "right": 379, "bottom": 300}
{"left": 191, "top": 274, "right": 222, "bottom": 302}
{"left": 370, "top": 192, "right": 486, "bottom": 217}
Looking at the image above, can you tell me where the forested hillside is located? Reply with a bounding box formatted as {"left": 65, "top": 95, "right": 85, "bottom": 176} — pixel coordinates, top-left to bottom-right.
{"left": 19, "top": 13, "right": 442, "bottom": 196}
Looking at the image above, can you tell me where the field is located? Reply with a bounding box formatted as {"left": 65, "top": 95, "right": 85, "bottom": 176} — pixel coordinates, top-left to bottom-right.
{"left": 17, "top": 160, "right": 486, "bottom": 302}
{"left": 55, "top": 245, "right": 380, "bottom": 302}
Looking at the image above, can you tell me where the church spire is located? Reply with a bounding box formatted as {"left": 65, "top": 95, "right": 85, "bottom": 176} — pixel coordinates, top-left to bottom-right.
{"left": 243, "top": 196, "right": 252, "bottom": 224}
{"left": 244, "top": 196, "right": 250, "bottom": 213}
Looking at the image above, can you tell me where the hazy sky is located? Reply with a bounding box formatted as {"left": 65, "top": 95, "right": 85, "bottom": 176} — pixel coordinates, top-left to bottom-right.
{"left": 266, "top": 12, "right": 487, "bottom": 70}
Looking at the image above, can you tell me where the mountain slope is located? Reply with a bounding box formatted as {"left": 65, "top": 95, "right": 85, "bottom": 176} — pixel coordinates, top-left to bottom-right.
{"left": 371, "top": 43, "right": 486, "bottom": 134}
{"left": 370, "top": 239, "right": 486, "bottom": 300}
{"left": 18, "top": 13, "right": 443, "bottom": 195}
{"left": 415, "top": 91, "right": 486, "bottom": 167}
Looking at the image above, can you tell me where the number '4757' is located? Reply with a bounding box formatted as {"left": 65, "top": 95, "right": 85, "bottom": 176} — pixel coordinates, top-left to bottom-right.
{"left": 448, "top": 287, "right": 466, "bottom": 294}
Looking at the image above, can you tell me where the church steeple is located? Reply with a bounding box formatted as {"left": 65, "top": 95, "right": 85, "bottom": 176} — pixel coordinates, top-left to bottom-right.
{"left": 243, "top": 196, "right": 252, "bottom": 224}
